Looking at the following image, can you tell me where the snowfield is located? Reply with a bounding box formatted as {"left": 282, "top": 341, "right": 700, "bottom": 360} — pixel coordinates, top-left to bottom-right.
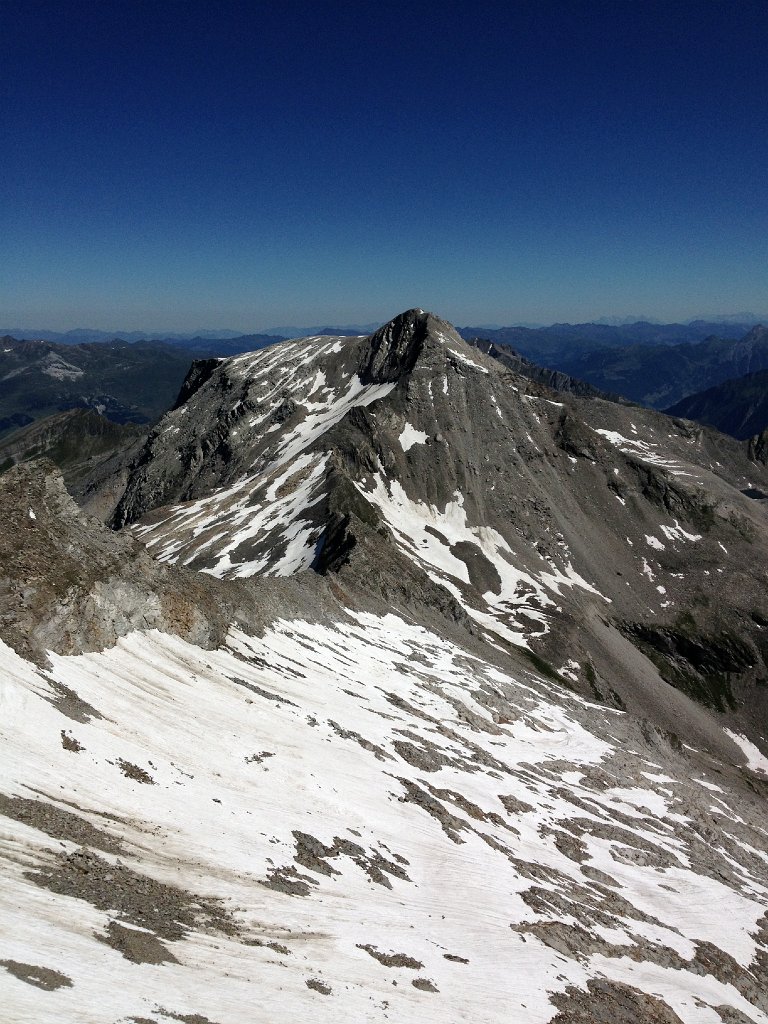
{"left": 355, "top": 474, "right": 607, "bottom": 648}
{"left": 2, "top": 613, "right": 767, "bottom": 1023}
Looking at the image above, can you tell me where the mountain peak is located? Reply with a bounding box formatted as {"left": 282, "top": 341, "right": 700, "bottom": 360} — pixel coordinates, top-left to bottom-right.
{"left": 743, "top": 323, "right": 767, "bottom": 341}
{"left": 359, "top": 308, "right": 433, "bottom": 382}
{"left": 358, "top": 308, "right": 484, "bottom": 384}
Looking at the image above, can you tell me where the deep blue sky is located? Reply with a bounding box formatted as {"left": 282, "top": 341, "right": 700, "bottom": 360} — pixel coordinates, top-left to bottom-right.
{"left": 2, "top": 0, "right": 767, "bottom": 331}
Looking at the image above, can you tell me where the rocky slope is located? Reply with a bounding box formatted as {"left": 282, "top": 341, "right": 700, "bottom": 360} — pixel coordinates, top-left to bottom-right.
{"left": 2, "top": 310, "right": 768, "bottom": 1024}
{"left": 112, "top": 311, "right": 768, "bottom": 749}
{"left": 666, "top": 369, "right": 768, "bottom": 440}
{"left": 0, "top": 409, "right": 147, "bottom": 520}
{"left": 0, "top": 460, "right": 233, "bottom": 662}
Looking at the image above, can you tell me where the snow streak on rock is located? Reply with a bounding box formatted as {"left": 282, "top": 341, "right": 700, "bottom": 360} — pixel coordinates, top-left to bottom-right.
{"left": 594, "top": 428, "right": 696, "bottom": 479}
{"left": 132, "top": 336, "right": 395, "bottom": 577}
{"left": 355, "top": 473, "right": 606, "bottom": 647}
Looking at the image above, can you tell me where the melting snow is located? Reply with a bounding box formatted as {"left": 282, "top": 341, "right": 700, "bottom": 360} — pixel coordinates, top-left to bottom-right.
{"left": 724, "top": 730, "right": 768, "bottom": 775}
{"left": 398, "top": 422, "right": 429, "bottom": 452}
{"left": 595, "top": 429, "right": 693, "bottom": 477}
{"left": 133, "top": 339, "right": 396, "bottom": 577}
{"left": 660, "top": 520, "right": 702, "bottom": 545}
{"left": 356, "top": 475, "right": 606, "bottom": 647}
{"left": 1, "top": 613, "right": 767, "bottom": 1024}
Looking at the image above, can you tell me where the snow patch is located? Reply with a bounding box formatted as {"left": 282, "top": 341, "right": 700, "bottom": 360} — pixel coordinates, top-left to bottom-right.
{"left": 595, "top": 429, "right": 693, "bottom": 477}
{"left": 398, "top": 422, "right": 429, "bottom": 452}
{"left": 660, "top": 520, "right": 702, "bottom": 545}
{"left": 724, "top": 730, "right": 768, "bottom": 775}
{"left": 1, "top": 613, "right": 766, "bottom": 1024}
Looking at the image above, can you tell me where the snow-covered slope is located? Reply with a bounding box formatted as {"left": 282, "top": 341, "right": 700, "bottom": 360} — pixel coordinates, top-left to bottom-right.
{"left": 3, "top": 611, "right": 768, "bottom": 1024}
{"left": 3, "top": 310, "right": 768, "bottom": 1023}
{"left": 129, "top": 339, "right": 396, "bottom": 579}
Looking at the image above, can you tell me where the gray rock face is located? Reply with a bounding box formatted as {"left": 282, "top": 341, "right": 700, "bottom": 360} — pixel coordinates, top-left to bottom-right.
{"left": 103, "top": 310, "right": 768, "bottom": 759}
{"left": 0, "top": 460, "right": 242, "bottom": 660}
{"left": 0, "top": 409, "right": 147, "bottom": 521}
{"left": 358, "top": 307, "right": 431, "bottom": 383}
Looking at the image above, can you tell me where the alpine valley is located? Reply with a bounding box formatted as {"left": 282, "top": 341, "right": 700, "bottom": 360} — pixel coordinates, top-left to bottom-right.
{"left": 2, "top": 310, "right": 768, "bottom": 1024}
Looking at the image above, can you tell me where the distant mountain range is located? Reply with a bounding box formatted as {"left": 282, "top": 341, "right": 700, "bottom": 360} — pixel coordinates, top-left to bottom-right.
{"left": 0, "top": 327, "right": 248, "bottom": 344}
{"left": 547, "top": 325, "right": 768, "bottom": 409}
{"left": 3, "top": 318, "right": 768, "bottom": 444}
{"left": 0, "top": 336, "right": 199, "bottom": 436}
{"left": 456, "top": 319, "right": 759, "bottom": 366}
{"left": 0, "top": 326, "right": 370, "bottom": 345}
{"left": 466, "top": 338, "right": 623, "bottom": 402}
{"left": 458, "top": 324, "right": 768, "bottom": 413}
{"left": 5, "top": 315, "right": 767, "bottom": 348}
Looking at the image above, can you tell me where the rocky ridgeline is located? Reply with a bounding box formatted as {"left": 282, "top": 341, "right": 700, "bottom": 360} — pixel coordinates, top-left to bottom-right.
{"left": 3, "top": 311, "right": 768, "bottom": 1024}
{"left": 102, "top": 310, "right": 768, "bottom": 752}
{"left": 0, "top": 459, "right": 233, "bottom": 660}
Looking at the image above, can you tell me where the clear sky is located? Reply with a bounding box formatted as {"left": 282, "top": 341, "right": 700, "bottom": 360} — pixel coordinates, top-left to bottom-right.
{"left": 2, "top": 0, "right": 767, "bottom": 331}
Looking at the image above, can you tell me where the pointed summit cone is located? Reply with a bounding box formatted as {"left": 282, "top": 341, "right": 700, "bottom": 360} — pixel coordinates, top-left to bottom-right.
{"left": 357, "top": 308, "right": 483, "bottom": 383}
{"left": 358, "top": 307, "right": 431, "bottom": 383}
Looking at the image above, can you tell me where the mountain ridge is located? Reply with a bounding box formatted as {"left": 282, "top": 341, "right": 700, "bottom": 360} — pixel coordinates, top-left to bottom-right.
{"left": 107, "top": 311, "right": 768, "bottom": 750}
{"left": 6, "top": 315, "right": 765, "bottom": 347}
{"left": 3, "top": 309, "right": 768, "bottom": 1024}
{"left": 667, "top": 366, "right": 768, "bottom": 440}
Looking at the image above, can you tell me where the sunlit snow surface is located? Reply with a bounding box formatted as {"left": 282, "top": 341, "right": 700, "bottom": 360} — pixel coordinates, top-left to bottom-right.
{"left": 398, "top": 422, "right": 429, "bottom": 451}
{"left": 2, "top": 616, "right": 767, "bottom": 1023}
{"left": 133, "top": 336, "right": 394, "bottom": 578}
{"left": 594, "top": 428, "right": 697, "bottom": 478}
{"left": 724, "top": 730, "right": 768, "bottom": 775}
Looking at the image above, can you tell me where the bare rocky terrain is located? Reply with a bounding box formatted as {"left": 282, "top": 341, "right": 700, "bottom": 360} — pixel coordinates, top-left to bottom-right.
{"left": 2, "top": 310, "right": 768, "bottom": 1024}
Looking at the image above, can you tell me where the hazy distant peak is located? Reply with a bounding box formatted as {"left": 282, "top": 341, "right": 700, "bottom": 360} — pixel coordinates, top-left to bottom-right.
{"left": 590, "top": 315, "right": 661, "bottom": 326}
{"left": 689, "top": 312, "right": 768, "bottom": 325}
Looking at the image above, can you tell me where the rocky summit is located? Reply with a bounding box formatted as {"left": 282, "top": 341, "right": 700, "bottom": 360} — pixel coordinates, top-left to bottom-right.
{"left": 2, "top": 310, "right": 768, "bottom": 1024}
